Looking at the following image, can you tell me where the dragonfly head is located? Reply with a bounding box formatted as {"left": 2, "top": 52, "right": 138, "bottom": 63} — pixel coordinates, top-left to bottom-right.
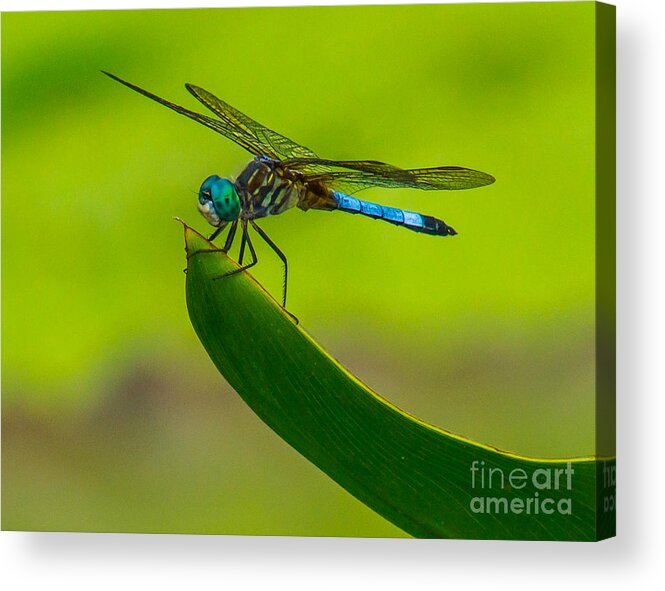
{"left": 198, "top": 175, "right": 241, "bottom": 226}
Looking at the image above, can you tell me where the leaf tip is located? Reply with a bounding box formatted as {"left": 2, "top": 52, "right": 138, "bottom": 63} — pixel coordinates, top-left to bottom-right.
{"left": 178, "top": 220, "right": 212, "bottom": 258}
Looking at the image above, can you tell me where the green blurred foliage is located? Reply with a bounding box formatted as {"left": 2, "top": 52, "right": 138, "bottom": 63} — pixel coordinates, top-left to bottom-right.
{"left": 2, "top": 3, "right": 599, "bottom": 535}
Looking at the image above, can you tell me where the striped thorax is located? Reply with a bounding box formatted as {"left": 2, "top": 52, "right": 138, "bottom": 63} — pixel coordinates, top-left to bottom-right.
{"left": 235, "top": 157, "right": 302, "bottom": 219}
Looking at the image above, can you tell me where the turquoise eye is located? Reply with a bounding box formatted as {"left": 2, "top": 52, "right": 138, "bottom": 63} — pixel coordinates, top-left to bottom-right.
{"left": 198, "top": 176, "right": 240, "bottom": 222}
{"left": 210, "top": 179, "right": 241, "bottom": 221}
{"left": 198, "top": 175, "right": 220, "bottom": 205}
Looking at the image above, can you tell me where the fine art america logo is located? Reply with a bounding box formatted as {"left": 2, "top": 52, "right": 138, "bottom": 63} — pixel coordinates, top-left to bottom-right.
{"left": 469, "top": 460, "right": 574, "bottom": 515}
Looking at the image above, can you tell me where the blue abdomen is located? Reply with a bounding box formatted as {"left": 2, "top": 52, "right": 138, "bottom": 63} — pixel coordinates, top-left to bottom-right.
{"left": 333, "top": 192, "right": 456, "bottom": 236}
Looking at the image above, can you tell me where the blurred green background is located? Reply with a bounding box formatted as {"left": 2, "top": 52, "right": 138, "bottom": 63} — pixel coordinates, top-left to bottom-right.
{"left": 2, "top": 3, "right": 601, "bottom": 536}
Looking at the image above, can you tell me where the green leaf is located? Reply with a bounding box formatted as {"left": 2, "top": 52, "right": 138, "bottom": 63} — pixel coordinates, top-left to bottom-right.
{"left": 183, "top": 223, "right": 613, "bottom": 540}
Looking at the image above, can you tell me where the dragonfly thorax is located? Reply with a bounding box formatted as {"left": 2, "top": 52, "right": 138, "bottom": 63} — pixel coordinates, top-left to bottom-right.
{"left": 198, "top": 175, "right": 241, "bottom": 226}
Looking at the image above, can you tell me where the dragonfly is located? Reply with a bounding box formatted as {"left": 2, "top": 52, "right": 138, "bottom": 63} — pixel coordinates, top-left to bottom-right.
{"left": 104, "top": 72, "right": 495, "bottom": 308}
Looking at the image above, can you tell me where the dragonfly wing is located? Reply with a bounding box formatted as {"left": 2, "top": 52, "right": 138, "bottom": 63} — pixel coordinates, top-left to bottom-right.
{"left": 186, "top": 84, "right": 324, "bottom": 163}
{"left": 283, "top": 158, "right": 496, "bottom": 193}
{"left": 103, "top": 72, "right": 274, "bottom": 157}
{"left": 393, "top": 165, "right": 496, "bottom": 190}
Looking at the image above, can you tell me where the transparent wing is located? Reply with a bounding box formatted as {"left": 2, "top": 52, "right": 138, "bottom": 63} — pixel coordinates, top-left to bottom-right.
{"left": 105, "top": 72, "right": 495, "bottom": 192}
{"left": 283, "top": 157, "right": 496, "bottom": 193}
{"left": 103, "top": 72, "right": 276, "bottom": 157}
{"left": 186, "top": 84, "right": 326, "bottom": 164}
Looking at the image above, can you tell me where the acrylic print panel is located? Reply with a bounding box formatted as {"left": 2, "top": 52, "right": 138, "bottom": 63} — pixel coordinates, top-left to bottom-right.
{"left": 1, "top": 2, "right": 615, "bottom": 540}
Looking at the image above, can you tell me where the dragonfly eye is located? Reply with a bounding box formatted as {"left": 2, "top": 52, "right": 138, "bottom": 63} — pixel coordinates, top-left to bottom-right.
{"left": 209, "top": 178, "right": 240, "bottom": 222}
{"left": 198, "top": 175, "right": 220, "bottom": 205}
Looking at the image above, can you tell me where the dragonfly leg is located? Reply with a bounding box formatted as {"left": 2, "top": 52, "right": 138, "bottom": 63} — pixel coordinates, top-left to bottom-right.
{"left": 212, "top": 221, "right": 298, "bottom": 324}
{"left": 213, "top": 221, "right": 258, "bottom": 280}
{"left": 220, "top": 220, "right": 238, "bottom": 253}
{"left": 208, "top": 225, "right": 224, "bottom": 242}
{"left": 187, "top": 221, "right": 238, "bottom": 261}
{"left": 250, "top": 220, "right": 288, "bottom": 309}
{"left": 237, "top": 226, "right": 247, "bottom": 266}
